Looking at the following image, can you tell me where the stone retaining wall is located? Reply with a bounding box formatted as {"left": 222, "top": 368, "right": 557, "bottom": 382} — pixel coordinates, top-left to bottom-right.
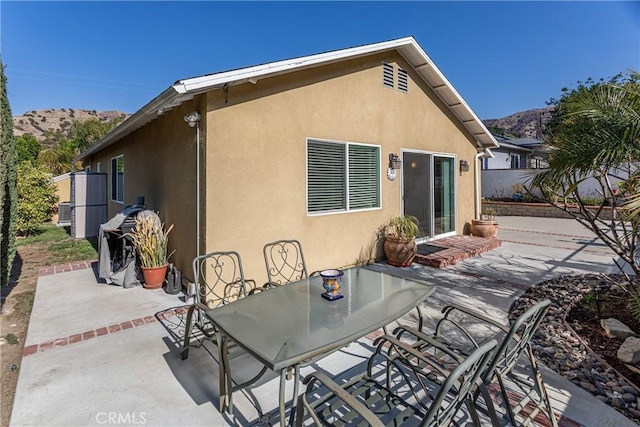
{"left": 483, "top": 201, "right": 614, "bottom": 220}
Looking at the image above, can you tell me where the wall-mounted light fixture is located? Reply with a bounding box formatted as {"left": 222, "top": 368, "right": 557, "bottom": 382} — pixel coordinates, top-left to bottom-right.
{"left": 388, "top": 153, "right": 401, "bottom": 170}
{"left": 184, "top": 112, "right": 201, "bottom": 128}
{"left": 459, "top": 159, "right": 469, "bottom": 173}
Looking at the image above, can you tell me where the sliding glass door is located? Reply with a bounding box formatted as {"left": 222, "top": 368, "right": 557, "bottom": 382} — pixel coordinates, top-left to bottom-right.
{"left": 402, "top": 152, "right": 456, "bottom": 240}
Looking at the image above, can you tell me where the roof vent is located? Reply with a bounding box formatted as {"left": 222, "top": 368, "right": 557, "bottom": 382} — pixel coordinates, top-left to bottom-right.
{"left": 382, "top": 62, "right": 394, "bottom": 88}
{"left": 398, "top": 68, "right": 408, "bottom": 93}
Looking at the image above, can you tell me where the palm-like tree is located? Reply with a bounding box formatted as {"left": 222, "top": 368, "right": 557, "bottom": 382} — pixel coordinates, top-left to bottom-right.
{"left": 532, "top": 72, "right": 640, "bottom": 275}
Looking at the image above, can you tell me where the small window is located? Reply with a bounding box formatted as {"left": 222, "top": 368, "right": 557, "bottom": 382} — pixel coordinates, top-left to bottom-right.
{"left": 382, "top": 62, "right": 394, "bottom": 88}
{"left": 111, "top": 155, "right": 124, "bottom": 203}
{"left": 397, "top": 68, "right": 408, "bottom": 93}
{"left": 307, "top": 139, "right": 380, "bottom": 214}
{"left": 510, "top": 154, "right": 521, "bottom": 169}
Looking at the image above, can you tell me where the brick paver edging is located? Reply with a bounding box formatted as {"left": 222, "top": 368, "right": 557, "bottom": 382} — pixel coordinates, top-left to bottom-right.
{"left": 22, "top": 306, "right": 190, "bottom": 357}
{"left": 38, "top": 260, "right": 97, "bottom": 276}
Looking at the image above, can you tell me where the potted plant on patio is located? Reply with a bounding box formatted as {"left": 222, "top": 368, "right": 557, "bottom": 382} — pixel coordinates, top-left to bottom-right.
{"left": 127, "top": 212, "right": 174, "bottom": 289}
{"left": 470, "top": 207, "right": 499, "bottom": 238}
{"left": 383, "top": 215, "right": 419, "bottom": 267}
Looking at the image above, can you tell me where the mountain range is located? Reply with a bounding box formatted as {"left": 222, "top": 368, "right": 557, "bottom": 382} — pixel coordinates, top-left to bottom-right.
{"left": 12, "top": 106, "right": 554, "bottom": 146}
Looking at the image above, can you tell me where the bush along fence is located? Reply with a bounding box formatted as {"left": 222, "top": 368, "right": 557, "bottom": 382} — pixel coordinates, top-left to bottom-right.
{"left": 482, "top": 201, "right": 614, "bottom": 221}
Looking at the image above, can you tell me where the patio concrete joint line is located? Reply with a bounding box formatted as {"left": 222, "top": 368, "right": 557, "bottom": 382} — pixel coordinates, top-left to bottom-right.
{"left": 21, "top": 306, "right": 189, "bottom": 358}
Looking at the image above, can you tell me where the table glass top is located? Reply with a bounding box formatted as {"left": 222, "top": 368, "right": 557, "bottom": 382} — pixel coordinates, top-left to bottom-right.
{"left": 206, "top": 267, "right": 434, "bottom": 370}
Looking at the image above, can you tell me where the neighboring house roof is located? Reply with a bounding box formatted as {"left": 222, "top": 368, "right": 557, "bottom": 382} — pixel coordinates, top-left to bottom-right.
{"left": 51, "top": 172, "right": 71, "bottom": 183}
{"left": 77, "top": 36, "right": 498, "bottom": 160}
{"left": 495, "top": 141, "right": 533, "bottom": 153}
{"left": 494, "top": 135, "right": 551, "bottom": 155}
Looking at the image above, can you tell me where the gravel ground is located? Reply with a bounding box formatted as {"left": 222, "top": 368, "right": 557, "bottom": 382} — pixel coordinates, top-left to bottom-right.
{"left": 509, "top": 274, "right": 640, "bottom": 425}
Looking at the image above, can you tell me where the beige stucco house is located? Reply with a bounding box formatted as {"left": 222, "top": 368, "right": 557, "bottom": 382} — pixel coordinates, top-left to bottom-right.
{"left": 52, "top": 172, "right": 71, "bottom": 225}
{"left": 76, "top": 37, "right": 497, "bottom": 286}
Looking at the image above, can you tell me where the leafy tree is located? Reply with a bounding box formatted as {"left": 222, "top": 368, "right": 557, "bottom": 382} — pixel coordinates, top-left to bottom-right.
{"left": 38, "top": 140, "right": 76, "bottom": 175}
{"left": 16, "top": 133, "right": 40, "bottom": 164}
{"left": 70, "top": 117, "right": 122, "bottom": 154}
{"left": 0, "top": 61, "right": 18, "bottom": 286}
{"left": 531, "top": 72, "right": 640, "bottom": 276}
{"left": 16, "top": 162, "right": 58, "bottom": 236}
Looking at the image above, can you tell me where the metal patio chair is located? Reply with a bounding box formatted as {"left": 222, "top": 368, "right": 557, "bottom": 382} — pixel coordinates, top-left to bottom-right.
{"left": 181, "top": 250, "right": 259, "bottom": 360}
{"left": 262, "top": 239, "right": 319, "bottom": 288}
{"left": 181, "top": 251, "right": 270, "bottom": 413}
{"left": 395, "top": 299, "right": 557, "bottom": 427}
{"left": 296, "top": 334, "right": 497, "bottom": 426}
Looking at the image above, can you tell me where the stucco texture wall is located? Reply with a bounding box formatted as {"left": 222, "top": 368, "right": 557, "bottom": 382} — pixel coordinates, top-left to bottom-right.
{"left": 204, "top": 52, "right": 479, "bottom": 284}
{"left": 52, "top": 174, "right": 71, "bottom": 223}
{"left": 86, "top": 101, "right": 204, "bottom": 278}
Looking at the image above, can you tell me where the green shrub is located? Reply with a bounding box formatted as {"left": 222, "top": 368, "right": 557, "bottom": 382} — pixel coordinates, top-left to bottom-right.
{"left": 16, "top": 162, "right": 58, "bottom": 236}
{"left": 581, "top": 197, "right": 605, "bottom": 206}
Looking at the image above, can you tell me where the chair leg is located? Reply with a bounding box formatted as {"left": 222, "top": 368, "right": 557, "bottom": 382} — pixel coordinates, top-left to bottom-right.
{"left": 528, "top": 346, "right": 559, "bottom": 427}
{"left": 476, "top": 382, "right": 502, "bottom": 427}
{"left": 181, "top": 304, "right": 198, "bottom": 360}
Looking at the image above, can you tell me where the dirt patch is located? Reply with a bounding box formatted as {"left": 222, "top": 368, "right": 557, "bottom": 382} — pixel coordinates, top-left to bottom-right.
{"left": 566, "top": 284, "right": 640, "bottom": 387}
{"left": 0, "top": 241, "right": 84, "bottom": 427}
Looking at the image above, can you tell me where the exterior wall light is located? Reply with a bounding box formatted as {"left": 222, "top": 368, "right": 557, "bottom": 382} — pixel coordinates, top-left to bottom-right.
{"left": 459, "top": 159, "right": 469, "bottom": 173}
{"left": 388, "top": 153, "right": 401, "bottom": 170}
{"left": 184, "top": 112, "right": 201, "bottom": 128}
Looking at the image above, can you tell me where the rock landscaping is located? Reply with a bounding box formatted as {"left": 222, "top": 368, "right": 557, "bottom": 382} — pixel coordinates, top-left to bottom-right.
{"left": 510, "top": 274, "right": 640, "bottom": 424}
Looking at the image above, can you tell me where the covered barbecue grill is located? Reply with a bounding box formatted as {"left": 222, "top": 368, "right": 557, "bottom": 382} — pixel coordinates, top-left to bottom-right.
{"left": 98, "top": 198, "right": 156, "bottom": 287}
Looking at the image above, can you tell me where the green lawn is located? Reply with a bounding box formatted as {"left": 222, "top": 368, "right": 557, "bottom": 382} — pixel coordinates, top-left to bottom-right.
{"left": 17, "top": 223, "right": 98, "bottom": 265}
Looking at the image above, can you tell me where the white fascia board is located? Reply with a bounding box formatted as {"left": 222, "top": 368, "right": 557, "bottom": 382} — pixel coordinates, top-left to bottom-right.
{"left": 173, "top": 37, "right": 417, "bottom": 94}
{"left": 398, "top": 42, "right": 498, "bottom": 149}
{"left": 76, "top": 87, "right": 181, "bottom": 160}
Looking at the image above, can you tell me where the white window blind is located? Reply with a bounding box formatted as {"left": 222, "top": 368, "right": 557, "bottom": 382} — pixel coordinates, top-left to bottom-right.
{"left": 307, "top": 140, "right": 380, "bottom": 214}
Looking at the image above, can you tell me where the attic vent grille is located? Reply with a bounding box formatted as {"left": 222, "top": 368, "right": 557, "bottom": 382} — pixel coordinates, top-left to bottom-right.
{"left": 382, "top": 62, "right": 394, "bottom": 88}
{"left": 398, "top": 68, "right": 408, "bottom": 93}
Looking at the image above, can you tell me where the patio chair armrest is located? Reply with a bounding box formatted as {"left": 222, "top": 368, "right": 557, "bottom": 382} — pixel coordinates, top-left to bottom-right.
{"left": 440, "top": 304, "right": 509, "bottom": 333}
{"left": 300, "top": 371, "right": 385, "bottom": 427}
{"left": 372, "top": 334, "right": 462, "bottom": 375}
{"left": 262, "top": 281, "right": 281, "bottom": 289}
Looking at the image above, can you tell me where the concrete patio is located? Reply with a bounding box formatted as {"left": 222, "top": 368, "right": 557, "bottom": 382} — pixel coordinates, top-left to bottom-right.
{"left": 9, "top": 216, "right": 637, "bottom": 426}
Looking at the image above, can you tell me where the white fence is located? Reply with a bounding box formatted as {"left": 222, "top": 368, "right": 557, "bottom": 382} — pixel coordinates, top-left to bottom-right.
{"left": 481, "top": 168, "right": 612, "bottom": 200}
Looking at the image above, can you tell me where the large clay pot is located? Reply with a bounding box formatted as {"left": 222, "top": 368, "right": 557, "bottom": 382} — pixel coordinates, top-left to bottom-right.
{"left": 384, "top": 237, "right": 417, "bottom": 267}
{"left": 141, "top": 264, "right": 168, "bottom": 289}
{"left": 470, "top": 219, "right": 499, "bottom": 238}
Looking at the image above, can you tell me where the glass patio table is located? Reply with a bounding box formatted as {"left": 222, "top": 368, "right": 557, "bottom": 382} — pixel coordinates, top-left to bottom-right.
{"left": 205, "top": 266, "right": 435, "bottom": 426}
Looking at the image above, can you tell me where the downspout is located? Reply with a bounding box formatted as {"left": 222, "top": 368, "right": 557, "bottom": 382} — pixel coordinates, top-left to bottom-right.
{"left": 196, "top": 122, "right": 201, "bottom": 261}
{"left": 475, "top": 148, "right": 494, "bottom": 219}
{"left": 184, "top": 111, "right": 202, "bottom": 261}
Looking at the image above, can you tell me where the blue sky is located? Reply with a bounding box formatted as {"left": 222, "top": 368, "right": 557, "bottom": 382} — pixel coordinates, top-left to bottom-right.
{"left": 2, "top": 1, "right": 638, "bottom": 119}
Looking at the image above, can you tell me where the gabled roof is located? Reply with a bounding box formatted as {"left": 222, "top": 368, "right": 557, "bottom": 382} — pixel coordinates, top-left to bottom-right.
{"left": 77, "top": 36, "right": 498, "bottom": 160}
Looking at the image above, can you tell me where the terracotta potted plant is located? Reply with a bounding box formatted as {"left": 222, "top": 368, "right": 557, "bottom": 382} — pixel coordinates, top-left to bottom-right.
{"left": 383, "top": 215, "right": 419, "bottom": 267}
{"left": 470, "top": 207, "right": 499, "bottom": 238}
{"left": 128, "top": 212, "right": 174, "bottom": 289}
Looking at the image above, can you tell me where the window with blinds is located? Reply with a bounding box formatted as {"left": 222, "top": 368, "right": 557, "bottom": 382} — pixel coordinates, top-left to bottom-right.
{"left": 307, "top": 139, "right": 380, "bottom": 214}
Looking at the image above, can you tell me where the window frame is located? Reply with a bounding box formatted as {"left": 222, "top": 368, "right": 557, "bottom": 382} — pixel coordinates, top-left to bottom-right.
{"left": 306, "top": 138, "right": 381, "bottom": 216}
{"left": 110, "top": 155, "right": 124, "bottom": 204}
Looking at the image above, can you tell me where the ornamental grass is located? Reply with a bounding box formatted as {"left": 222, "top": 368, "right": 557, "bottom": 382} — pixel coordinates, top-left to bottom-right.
{"left": 127, "top": 213, "right": 174, "bottom": 268}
